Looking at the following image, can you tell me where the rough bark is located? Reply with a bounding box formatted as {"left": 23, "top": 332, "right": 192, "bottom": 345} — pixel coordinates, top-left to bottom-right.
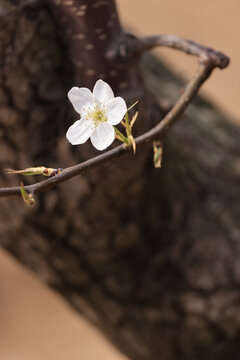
{"left": 1, "top": 1, "right": 240, "bottom": 360}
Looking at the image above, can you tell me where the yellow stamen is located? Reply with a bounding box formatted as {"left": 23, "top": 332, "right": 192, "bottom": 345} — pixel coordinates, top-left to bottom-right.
{"left": 86, "top": 103, "right": 107, "bottom": 127}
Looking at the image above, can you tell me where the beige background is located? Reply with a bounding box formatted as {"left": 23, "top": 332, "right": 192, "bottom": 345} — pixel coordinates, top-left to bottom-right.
{"left": 1, "top": 1, "right": 239, "bottom": 359}
{"left": 119, "top": 0, "right": 240, "bottom": 121}
{"left": 0, "top": 251, "right": 127, "bottom": 360}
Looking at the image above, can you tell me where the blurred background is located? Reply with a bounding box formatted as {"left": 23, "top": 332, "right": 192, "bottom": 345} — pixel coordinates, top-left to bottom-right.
{"left": 119, "top": 0, "right": 239, "bottom": 121}
{"left": 0, "top": 1, "right": 239, "bottom": 359}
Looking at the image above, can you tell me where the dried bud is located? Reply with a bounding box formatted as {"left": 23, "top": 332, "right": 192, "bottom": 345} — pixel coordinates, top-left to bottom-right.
{"left": 128, "top": 135, "right": 136, "bottom": 154}
{"left": 153, "top": 141, "right": 163, "bottom": 168}
{"left": 130, "top": 111, "right": 138, "bottom": 128}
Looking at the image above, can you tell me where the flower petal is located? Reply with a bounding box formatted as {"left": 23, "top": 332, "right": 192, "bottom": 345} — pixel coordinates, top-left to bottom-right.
{"left": 90, "top": 122, "right": 115, "bottom": 151}
{"left": 106, "top": 97, "right": 127, "bottom": 125}
{"left": 66, "top": 118, "right": 94, "bottom": 145}
{"left": 93, "top": 80, "right": 114, "bottom": 104}
{"left": 68, "top": 87, "right": 93, "bottom": 115}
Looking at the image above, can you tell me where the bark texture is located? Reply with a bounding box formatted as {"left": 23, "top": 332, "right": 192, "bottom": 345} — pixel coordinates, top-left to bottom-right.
{"left": 1, "top": 1, "right": 240, "bottom": 360}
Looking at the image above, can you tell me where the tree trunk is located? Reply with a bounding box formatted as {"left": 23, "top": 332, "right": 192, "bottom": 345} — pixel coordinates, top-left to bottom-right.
{"left": 1, "top": 1, "right": 240, "bottom": 360}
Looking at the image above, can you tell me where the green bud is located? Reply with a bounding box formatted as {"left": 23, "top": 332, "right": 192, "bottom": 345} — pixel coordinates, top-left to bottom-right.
{"left": 20, "top": 182, "right": 35, "bottom": 205}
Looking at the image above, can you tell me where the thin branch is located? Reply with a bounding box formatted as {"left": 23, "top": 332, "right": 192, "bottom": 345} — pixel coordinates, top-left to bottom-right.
{"left": 136, "top": 34, "right": 229, "bottom": 69}
{"left": 0, "top": 37, "right": 229, "bottom": 199}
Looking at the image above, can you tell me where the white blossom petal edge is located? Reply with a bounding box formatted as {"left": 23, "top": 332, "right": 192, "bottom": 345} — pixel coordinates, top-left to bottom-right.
{"left": 66, "top": 79, "right": 127, "bottom": 150}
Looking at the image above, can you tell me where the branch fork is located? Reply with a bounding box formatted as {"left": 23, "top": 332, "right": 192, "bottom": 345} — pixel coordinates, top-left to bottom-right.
{"left": 0, "top": 34, "right": 230, "bottom": 200}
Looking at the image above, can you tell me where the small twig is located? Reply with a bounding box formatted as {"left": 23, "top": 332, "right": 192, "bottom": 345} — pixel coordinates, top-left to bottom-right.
{"left": 0, "top": 37, "right": 229, "bottom": 199}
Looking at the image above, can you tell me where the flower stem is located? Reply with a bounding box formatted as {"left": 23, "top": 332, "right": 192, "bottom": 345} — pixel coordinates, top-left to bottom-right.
{"left": 114, "top": 127, "right": 128, "bottom": 144}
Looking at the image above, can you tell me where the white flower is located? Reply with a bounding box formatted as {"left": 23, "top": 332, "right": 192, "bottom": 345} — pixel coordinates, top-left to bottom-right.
{"left": 66, "top": 79, "right": 127, "bottom": 151}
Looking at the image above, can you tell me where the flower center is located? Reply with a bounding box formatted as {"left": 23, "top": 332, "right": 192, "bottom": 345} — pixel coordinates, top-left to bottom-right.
{"left": 85, "top": 103, "right": 107, "bottom": 127}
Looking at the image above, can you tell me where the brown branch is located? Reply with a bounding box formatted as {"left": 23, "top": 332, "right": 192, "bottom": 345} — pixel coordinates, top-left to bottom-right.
{"left": 136, "top": 34, "right": 229, "bottom": 69}
{"left": 0, "top": 37, "right": 229, "bottom": 199}
{"left": 107, "top": 33, "right": 229, "bottom": 70}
